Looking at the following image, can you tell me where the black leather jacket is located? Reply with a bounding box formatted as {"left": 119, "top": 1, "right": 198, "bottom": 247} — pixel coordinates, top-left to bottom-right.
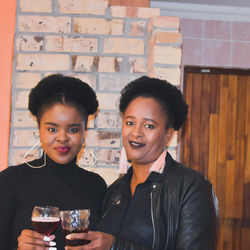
{"left": 100, "top": 153, "right": 219, "bottom": 250}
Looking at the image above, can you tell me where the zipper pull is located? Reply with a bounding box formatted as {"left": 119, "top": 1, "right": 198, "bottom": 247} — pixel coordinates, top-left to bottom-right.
{"left": 112, "top": 195, "right": 122, "bottom": 206}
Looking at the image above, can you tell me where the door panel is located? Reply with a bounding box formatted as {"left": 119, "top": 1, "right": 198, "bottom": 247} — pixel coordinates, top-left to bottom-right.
{"left": 180, "top": 67, "right": 250, "bottom": 250}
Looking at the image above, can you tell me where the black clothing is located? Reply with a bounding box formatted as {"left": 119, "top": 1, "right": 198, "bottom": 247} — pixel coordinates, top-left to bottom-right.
{"left": 0, "top": 156, "right": 107, "bottom": 250}
{"left": 98, "top": 153, "right": 219, "bottom": 250}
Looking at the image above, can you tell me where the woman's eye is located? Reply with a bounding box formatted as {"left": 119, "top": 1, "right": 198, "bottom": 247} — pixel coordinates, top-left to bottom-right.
{"left": 126, "top": 121, "right": 134, "bottom": 126}
{"left": 48, "top": 127, "right": 56, "bottom": 132}
{"left": 145, "top": 124, "right": 154, "bottom": 129}
{"left": 69, "top": 128, "right": 79, "bottom": 133}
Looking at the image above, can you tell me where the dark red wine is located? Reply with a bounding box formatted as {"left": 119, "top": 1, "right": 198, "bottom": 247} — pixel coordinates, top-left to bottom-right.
{"left": 32, "top": 217, "right": 60, "bottom": 235}
{"left": 63, "top": 228, "right": 90, "bottom": 246}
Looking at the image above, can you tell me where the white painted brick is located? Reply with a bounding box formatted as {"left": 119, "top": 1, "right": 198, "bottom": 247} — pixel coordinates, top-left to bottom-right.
{"left": 72, "top": 56, "right": 94, "bottom": 72}
{"left": 99, "top": 74, "right": 138, "bottom": 91}
{"left": 97, "top": 149, "right": 121, "bottom": 166}
{"left": 13, "top": 111, "right": 37, "bottom": 128}
{"left": 103, "top": 37, "right": 144, "bottom": 55}
{"left": 128, "top": 57, "right": 146, "bottom": 73}
{"left": 152, "top": 16, "right": 179, "bottom": 29}
{"left": 16, "top": 73, "right": 41, "bottom": 89}
{"left": 16, "top": 35, "right": 44, "bottom": 51}
{"left": 18, "top": 16, "right": 71, "bottom": 33}
{"left": 129, "top": 20, "right": 147, "bottom": 36}
{"left": 78, "top": 147, "right": 96, "bottom": 166}
{"left": 97, "top": 112, "right": 122, "bottom": 129}
{"left": 46, "top": 36, "right": 98, "bottom": 53}
{"left": 85, "top": 130, "right": 121, "bottom": 148}
{"left": 16, "top": 54, "right": 69, "bottom": 71}
{"left": 97, "top": 93, "right": 120, "bottom": 110}
{"left": 98, "top": 57, "right": 123, "bottom": 73}
{"left": 20, "top": 0, "right": 52, "bottom": 13}
{"left": 154, "top": 46, "right": 181, "bottom": 65}
{"left": 15, "top": 91, "right": 29, "bottom": 109}
{"left": 111, "top": 6, "right": 159, "bottom": 19}
{"left": 74, "top": 18, "right": 124, "bottom": 35}
{"left": 151, "top": 67, "right": 180, "bottom": 85}
{"left": 73, "top": 56, "right": 122, "bottom": 73}
{"left": 13, "top": 129, "right": 39, "bottom": 147}
{"left": 11, "top": 149, "right": 40, "bottom": 166}
{"left": 70, "top": 74, "right": 97, "bottom": 90}
{"left": 137, "top": 7, "right": 160, "bottom": 18}
{"left": 58, "top": 0, "right": 108, "bottom": 15}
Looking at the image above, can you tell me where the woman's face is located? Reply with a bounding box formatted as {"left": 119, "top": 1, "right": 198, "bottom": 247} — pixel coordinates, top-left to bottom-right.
{"left": 122, "top": 97, "right": 173, "bottom": 168}
{"left": 39, "top": 104, "right": 86, "bottom": 164}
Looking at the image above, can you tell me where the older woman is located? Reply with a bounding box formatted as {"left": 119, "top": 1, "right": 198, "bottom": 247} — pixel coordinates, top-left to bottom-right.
{"left": 65, "top": 76, "right": 219, "bottom": 250}
{"left": 0, "top": 74, "right": 107, "bottom": 249}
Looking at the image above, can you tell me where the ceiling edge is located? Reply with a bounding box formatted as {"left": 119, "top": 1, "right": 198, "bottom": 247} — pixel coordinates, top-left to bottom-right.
{"left": 151, "top": 1, "right": 250, "bottom": 21}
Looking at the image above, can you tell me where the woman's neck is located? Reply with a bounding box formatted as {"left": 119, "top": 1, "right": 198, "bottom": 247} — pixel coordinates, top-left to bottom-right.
{"left": 130, "top": 163, "right": 151, "bottom": 195}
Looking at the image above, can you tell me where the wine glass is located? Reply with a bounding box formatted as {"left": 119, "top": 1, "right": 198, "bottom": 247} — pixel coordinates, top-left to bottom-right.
{"left": 31, "top": 206, "right": 60, "bottom": 236}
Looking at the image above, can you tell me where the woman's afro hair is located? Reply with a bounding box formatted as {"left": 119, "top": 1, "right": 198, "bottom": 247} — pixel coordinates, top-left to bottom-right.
{"left": 119, "top": 76, "right": 188, "bottom": 131}
{"left": 28, "top": 74, "right": 98, "bottom": 117}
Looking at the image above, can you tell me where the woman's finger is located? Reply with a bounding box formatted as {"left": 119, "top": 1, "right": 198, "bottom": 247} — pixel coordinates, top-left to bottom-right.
{"left": 65, "top": 231, "right": 113, "bottom": 250}
{"left": 18, "top": 229, "right": 56, "bottom": 249}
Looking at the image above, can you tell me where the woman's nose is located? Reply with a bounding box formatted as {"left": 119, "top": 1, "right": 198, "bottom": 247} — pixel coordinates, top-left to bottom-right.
{"left": 56, "top": 131, "right": 68, "bottom": 142}
{"left": 131, "top": 125, "right": 143, "bottom": 137}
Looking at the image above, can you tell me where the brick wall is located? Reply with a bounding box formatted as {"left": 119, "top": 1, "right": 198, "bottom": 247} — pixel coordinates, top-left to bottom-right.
{"left": 11, "top": 0, "right": 182, "bottom": 185}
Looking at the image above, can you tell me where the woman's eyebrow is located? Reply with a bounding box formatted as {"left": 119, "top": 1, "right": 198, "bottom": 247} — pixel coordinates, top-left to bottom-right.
{"left": 44, "top": 122, "right": 58, "bottom": 126}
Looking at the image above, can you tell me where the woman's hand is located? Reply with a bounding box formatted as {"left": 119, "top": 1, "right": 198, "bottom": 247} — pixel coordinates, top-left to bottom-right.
{"left": 65, "top": 231, "right": 114, "bottom": 250}
{"left": 17, "top": 229, "right": 56, "bottom": 249}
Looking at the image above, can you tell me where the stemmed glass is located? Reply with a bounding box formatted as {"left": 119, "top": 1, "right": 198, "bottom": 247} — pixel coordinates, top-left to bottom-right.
{"left": 31, "top": 206, "right": 60, "bottom": 236}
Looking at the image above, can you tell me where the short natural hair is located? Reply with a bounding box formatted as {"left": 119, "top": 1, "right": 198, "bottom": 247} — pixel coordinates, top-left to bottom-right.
{"left": 28, "top": 74, "right": 98, "bottom": 124}
{"left": 119, "top": 76, "right": 188, "bottom": 130}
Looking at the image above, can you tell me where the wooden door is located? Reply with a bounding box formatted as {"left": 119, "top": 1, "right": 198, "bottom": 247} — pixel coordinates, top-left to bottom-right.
{"left": 180, "top": 67, "right": 250, "bottom": 250}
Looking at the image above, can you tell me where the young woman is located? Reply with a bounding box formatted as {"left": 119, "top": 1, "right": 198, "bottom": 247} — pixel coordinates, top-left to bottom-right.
{"left": 0, "top": 74, "right": 107, "bottom": 249}
{"left": 66, "top": 76, "right": 219, "bottom": 250}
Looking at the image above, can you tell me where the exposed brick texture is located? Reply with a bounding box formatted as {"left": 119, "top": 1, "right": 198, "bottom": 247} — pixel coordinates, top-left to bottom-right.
{"left": 72, "top": 56, "right": 123, "bottom": 72}
{"left": 20, "top": 0, "right": 52, "bottom": 13}
{"left": 18, "top": 16, "right": 71, "bottom": 33}
{"left": 10, "top": 0, "right": 182, "bottom": 184}
{"left": 46, "top": 36, "right": 98, "bottom": 52}
{"left": 103, "top": 37, "right": 144, "bottom": 55}
{"left": 58, "top": 0, "right": 109, "bottom": 15}
{"left": 13, "top": 111, "right": 37, "bottom": 128}
{"left": 111, "top": 6, "right": 160, "bottom": 18}
{"left": 16, "top": 73, "right": 41, "bottom": 89}
{"left": 16, "top": 35, "right": 44, "bottom": 51}
{"left": 74, "top": 18, "right": 124, "bottom": 35}
{"left": 85, "top": 130, "right": 121, "bottom": 148}
{"left": 97, "top": 112, "right": 122, "bottom": 129}
{"left": 16, "top": 54, "right": 69, "bottom": 71}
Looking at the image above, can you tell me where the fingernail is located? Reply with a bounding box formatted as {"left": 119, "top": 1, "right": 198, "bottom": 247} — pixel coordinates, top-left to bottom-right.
{"left": 66, "top": 235, "right": 71, "bottom": 239}
{"left": 49, "top": 241, "right": 56, "bottom": 246}
{"left": 49, "top": 248, "right": 57, "bottom": 250}
{"left": 43, "top": 236, "right": 51, "bottom": 241}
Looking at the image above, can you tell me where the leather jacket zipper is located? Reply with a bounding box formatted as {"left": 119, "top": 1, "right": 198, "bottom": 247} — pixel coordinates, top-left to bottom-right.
{"left": 150, "top": 191, "right": 156, "bottom": 248}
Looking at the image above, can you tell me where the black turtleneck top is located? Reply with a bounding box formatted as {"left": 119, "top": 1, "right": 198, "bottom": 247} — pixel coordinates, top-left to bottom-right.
{"left": 0, "top": 156, "right": 107, "bottom": 250}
